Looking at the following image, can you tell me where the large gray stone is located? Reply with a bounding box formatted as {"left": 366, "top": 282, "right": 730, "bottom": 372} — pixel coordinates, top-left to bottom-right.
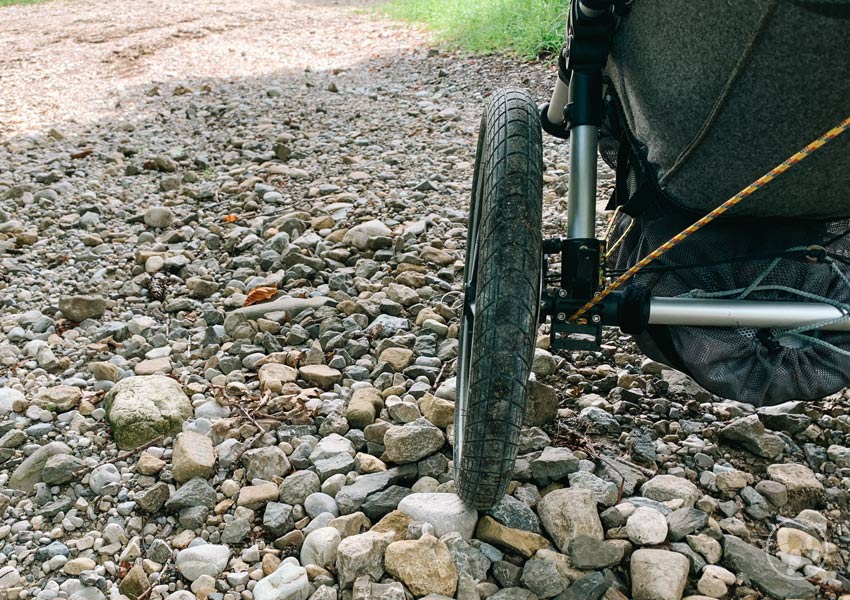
{"left": 105, "top": 376, "right": 193, "bottom": 450}
{"left": 9, "top": 441, "right": 71, "bottom": 493}
{"left": 382, "top": 418, "right": 445, "bottom": 464}
{"left": 719, "top": 415, "right": 785, "bottom": 459}
{"left": 640, "top": 475, "right": 701, "bottom": 508}
{"left": 335, "top": 531, "right": 395, "bottom": 588}
{"left": 722, "top": 535, "right": 816, "bottom": 599}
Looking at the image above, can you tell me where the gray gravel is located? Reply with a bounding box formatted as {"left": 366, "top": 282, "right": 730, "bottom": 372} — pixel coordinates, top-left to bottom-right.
{"left": 1, "top": 2, "right": 850, "bottom": 600}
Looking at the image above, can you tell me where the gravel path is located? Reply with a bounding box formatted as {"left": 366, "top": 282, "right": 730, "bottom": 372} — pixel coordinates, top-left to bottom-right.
{"left": 0, "top": 2, "right": 849, "bottom": 600}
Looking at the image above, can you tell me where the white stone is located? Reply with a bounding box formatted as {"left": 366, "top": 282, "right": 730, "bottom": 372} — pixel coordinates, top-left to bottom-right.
{"left": 175, "top": 543, "right": 230, "bottom": 581}
{"left": 627, "top": 507, "right": 668, "bottom": 546}
{"left": 397, "top": 493, "right": 478, "bottom": 540}
{"left": 253, "top": 562, "right": 312, "bottom": 600}
{"left": 300, "top": 527, "right": 341, "bottom": 568}
{"left": 631, "top": 549, "right": 689, "bottom": 600}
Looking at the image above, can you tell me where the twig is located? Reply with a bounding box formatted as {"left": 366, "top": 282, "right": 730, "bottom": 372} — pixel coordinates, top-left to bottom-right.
{"left": 234, "top": 403, "right": 266, "bottom": 434}
{"left": 433, "top": 362, "right": 448, "bottom": 390}
{"left": 136, "top": 556, "right": 173, "bottom": 600}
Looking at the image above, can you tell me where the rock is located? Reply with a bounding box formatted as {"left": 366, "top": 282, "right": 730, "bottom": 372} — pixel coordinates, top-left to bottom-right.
{"left": 666, "top": 508, "right": 709, "bottom": 542}
{"left": 175, "top": 543, "right": 230, "bottom": 581}
{"left": 486, "top": 494, "right": 540, "bottom": 533}
{"left": 335, "top": 531, "right": 395, "bottom": 588}
{"left": 523, "top": 381, "right": 558, "bottom": 427}
{"left": 89, "top": 463, "right": 121, "bottom": 495}
{"left": 346, "top": 388, "right": 383, "bottom": 429}
{"left": 243, "top": 446, "right": 291, "bottom": 482}
{"left": 722, "top": 535, "right": 816, "bottom": 599}
{"left": 530, "top": 447, "right": 579, "bottom": 486}
{"left": 379, "top": 347, "right": 414, "bottom": 371}
{"left": 382, "top": 418, "right": 445, "bottom": 464}
{"left": 537, "top": 488, "right": 603, "bottom": 553}
{"left": 259, "top": 363, "right": 298, "bottom": 393}
{"left": 630, "top": 549, "right": 690, "bottom": 600}
{"left": 144, "top": 206, "right": 174, "bottom": 228}
{"left": 105, "top": 376, "right": 193, "bottom": 450}
{"left": 280, "top": 470, "right": 321, "bottom": 505}
{"left": 384, "top": 535, "right": 458, "bottom": 597}
{"left": 827, "top": 444, "right": 850, "bottom": 468}
{"left": 136, "top": 482, "right": 171, "bottom": 512}
{"left": 557, "top": 572, "right": 610, "bottom": 600}
{"left": 343, "top": 219, "right": 392, "bottom": 250}
{"left": 520, "top": 554, "right": 567, "bottom": 598}
{"left": 165, "top": 478, "right": 218, "bottom": 512}
{"left": 264, "top": 502, "right": 295, "bottom": 537}
{"left": 119, "top": 565, "right": 150, "bottom": 600}
{"left": 254, "top": 562, "right": 312, "bottom": 600}
{"left": 686, "top": 533, "right": 721, "bottom": 564}
{"left": 754, "top": 480, "right": 788, "bottom": 507}
{"left": 697, "top": 565, "right": 736, "bottom": 598}
{"left": 627, "top": 506, "right": 668, "bottom": 545}
{"left": 418, "top": 394, "right": 454, "bottom": 429}
{"left": 488, "top": 590, "right": 537, "bottom": 600}
{"left": 172, "top": 431, "right": 215, "bottom": 482}
{"left": 299, "top": 365, "right": 342, "bottom": 390}
{"left": 441, "top": 532, "right": 490, "bottom": 582}
{"left": 9, "top": 441, "right": 71, "bottom": 492}
{"left": 137, "top": 451, "right": 166, "bottom": 475}
{"left": 640, "top": 475, "right": 701, "bottom": 508}
{"left": 397, "top": 493, "right": 478, "bottom": 539}
{"left": 0, "top": 388, "right": 25, "bottom": 415}
{"left": 59, "top": 295, "right": 106, "bottom": 321}
{"left": 475, "top": 516, "right": 550, "bottom": 559}
{"left": 371, "top": 510, "right": 411, "bottom": 540}
{"left": 776, "top": 527, "right": 822, "bottom": 562}
{"left": 42, "top": 454, "right": 85, "bottom": 484}
{"left": 719, "top": 415, "right": 785, "bottom": 459}
{"left": 301, "top": 527, "right": 341, "bottom": 568}
{"left": 567, "top": 471, "right": 619, "bottom": 507}
{"left": 35, "top": 385, "right": 81, "bottom": 412}
{"left": 567, "top": 535, "right": 623, "bottom": 569}
{"left": 238, "top": 482, "right": 280, "bottom": 509}
{"left": 766, "top": 464, "right": 824, "bottom": 511}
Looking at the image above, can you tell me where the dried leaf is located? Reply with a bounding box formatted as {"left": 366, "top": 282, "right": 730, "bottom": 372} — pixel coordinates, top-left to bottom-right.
{"left": 244, "top": 286, "right": 278, "bottom": 307}
{"left": 223, "top": 214, "right": 239, "bottom": 223}
{"left": 70, "top": 148, "right": 93, "bottom": 159}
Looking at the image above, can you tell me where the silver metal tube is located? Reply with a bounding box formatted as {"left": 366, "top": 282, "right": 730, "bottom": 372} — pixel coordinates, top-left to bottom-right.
{"left": 648, "top": 297, "right": 850, "bottom": 331}
{"left": 567, "top": 124, "right": 598, "bottom": 239}
{"left": 547, "top": 78, "right": 570, "bottom": 126}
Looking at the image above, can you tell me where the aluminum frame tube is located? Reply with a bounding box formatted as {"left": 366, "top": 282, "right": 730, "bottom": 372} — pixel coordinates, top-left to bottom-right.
{"left": 567, "top": 124, "right": 598, "bottom": 239}
{"left": 546, "top": 78, "right": 570, "bottom": 126}
{"left": 648, "top": 297, "right": 850, "bottom": 331}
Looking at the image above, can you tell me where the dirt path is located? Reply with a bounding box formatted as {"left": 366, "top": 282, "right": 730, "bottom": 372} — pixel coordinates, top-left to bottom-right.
{"left": 0, "top": 0, "right": 425, "bottom": 137}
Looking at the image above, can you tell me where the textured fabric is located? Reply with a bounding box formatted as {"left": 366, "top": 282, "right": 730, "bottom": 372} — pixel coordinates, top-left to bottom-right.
{"left": 607, "top": 201, "right": 850, "bottom": 406}
{"left": 606, "top": 0, "right": 850, "bottom": 219}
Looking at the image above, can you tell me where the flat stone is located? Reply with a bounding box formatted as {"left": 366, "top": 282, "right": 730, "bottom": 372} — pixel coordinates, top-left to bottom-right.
{"left": 530, "top": 447, "right": 580, "bottom": 486}
{"left": 335, "top": 531, "right": 395, "bottom": 588}
{"left": 719, "top": 415, "right": 785, "bottom": 459}
{"left": 165, "top": 478, "right": 218, "bottom": 512}
{"left": 475, "top": 516, "right": 550, "bottom": 559}
{"left": 627, "top": 506, "right": 668, "bottom": 546}
{"left": 486, "top": 494, "right": 540, "bottom": 534}
{"left": 9, "top": 441, "right": 71, "bottom": 492}
{"left": 722, "top": 535, "right": 816, "bottom": 599}
{"left": 259, "top": 363, "right": 298, "bottom": 393}
{"left": 666, "top": 508, "right": 709, "bottom": 542}
{"left": 238, "top": 482, "right": 280, "bottom": 509}
{"left": 299, "top": 365, "right": 342, "bottom": 390}
{"left": 640, "top": 475, "right": 701, "bottom": 508}
{"left": 397, "top": 493, "right": 478, "bottom": 539}
{"left": 59, "top": 295, "right": 106, "bottom": 321}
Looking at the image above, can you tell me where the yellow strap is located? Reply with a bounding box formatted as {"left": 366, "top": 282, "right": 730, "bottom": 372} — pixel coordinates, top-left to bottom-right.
{"left": 569, "top": 116, "right": 850, "bottom": 323}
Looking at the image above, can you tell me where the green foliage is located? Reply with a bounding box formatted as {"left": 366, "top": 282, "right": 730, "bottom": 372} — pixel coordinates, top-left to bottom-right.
{"left": 0, "top": 0, "right": 50, "bottom": 5}
{"left": 380, "top": 0, "right": 568, "bottom": 59}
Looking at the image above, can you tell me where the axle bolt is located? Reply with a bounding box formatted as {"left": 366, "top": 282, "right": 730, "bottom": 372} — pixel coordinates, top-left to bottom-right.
{"left": 557, "top": 312, "right": 567, "bottom": 321}
{"left": 591, "top": 314, "right": 601, "bottom": 324}
{"left": 558, "top": 289, "right": 567, "bottom": 298}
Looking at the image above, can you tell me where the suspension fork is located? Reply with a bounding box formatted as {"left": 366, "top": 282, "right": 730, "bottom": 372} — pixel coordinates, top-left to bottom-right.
{"left": 539, "top": 0, "right": 617, "bottom": 350}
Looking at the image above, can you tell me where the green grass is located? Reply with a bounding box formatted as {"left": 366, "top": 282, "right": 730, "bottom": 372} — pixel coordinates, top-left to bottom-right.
{"left": 0, "top": 0, "right": 51, "bottom": 6}
{"left": 379, "top": 0, "right": 568, "bottom": 59}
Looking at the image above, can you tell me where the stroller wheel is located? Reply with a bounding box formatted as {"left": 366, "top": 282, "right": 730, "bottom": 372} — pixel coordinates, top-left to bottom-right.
{"left": 455, "top": 88, "right": 543, "bottom": 509}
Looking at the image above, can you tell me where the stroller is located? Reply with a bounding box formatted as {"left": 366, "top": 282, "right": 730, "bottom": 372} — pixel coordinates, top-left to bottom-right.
{"left": 454, "top": 0, "right": 850, "bottom": 508}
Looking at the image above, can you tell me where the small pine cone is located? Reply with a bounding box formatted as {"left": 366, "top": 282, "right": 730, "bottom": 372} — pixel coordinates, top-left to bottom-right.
{"left": 147, "top": 276, "right": 167, "bottom": 301}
